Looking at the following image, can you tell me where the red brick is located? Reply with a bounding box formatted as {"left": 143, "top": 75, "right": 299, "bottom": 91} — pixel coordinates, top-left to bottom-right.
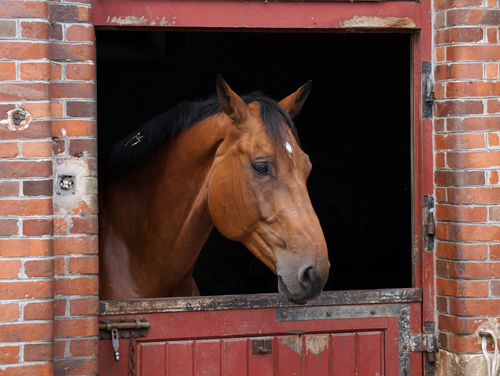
{"left": 0, "top": 364, "right": 53, "bottom": 376}
{"left": 49, "top": 43, "right": 94, "bottom": 62}
{"left": 490, "top": 170, "right": 499, "bottom": 185}
{"left": 492, "top": 206, "right": 500, "bottom": 221}
{"left": 54, "top": 257, "right": 65, "bottom": 275}
{"left": 436, "top": 187, "right": 447, "bottom": 202}
{"left": 53, "top": 138, "right": 66, "bottom": 155}
{"left": 488, "top": 132, "right": 500, "bottom": 147}
{"left": 51, "top": 82, "right": 94, "bottom": 99}
{"left": 0, "top": 238, "right": 52, "bottom": 257}
{"left": 435, "top": 64, "right": 483, "bottom": 81}
{"left": 486, "top": 63, "right": 499, "bottom": 79}
{"left": 448, "top": 116, "right": 500, "bottom": 132}
{"left": 436, "top": 242, "right": 487, "bottom": 260}
{"left": 24, "top": 343, "right": 53, "bottom": 362}
{"left": 54, "top": 298, "right": 66, "bottom": 317}
{"left": 66, "top": 63, "right": 95, "bottom": 80}
{"left": 55, "top": 276, "right": 98, "bottom": 296}
{"left": 19, "top": 62, "right": 51, "bottom": 81}
{"left": 54, "top": 236, "right": 98, "bottom": 255}
{"left": 0, "top": 62, "right": 16, "bottom": 81}
{"left": 436, "top": 278, "right": 488, "bottom": 297}
{"left": 24, "top": 301, "right": 54, "bottom": 320}
{"left": 51, "top": 120, "right": 96, "bottom": 137}
{"left": 0, "top": 322, "right": 52, "bottom": 342}
{"left": 436, "top": 205, "right": 487, "bottom": 222}
{"left": 0, "top": 42, "right": 48, "bottom": 60}
{"left": 0, "top": 260, "right": 21, "bottom": 279}
{"left": 491, "top": 281, "right": 500, "bottom": 296}
{"left": 448, "top": 223, "right": 500, "bottom": 242}
{"left": 70, "top": 216, "right": 98, "bottom": 234}
{"left": 50, "top": 23, "right": 63, "bottom": 41}
{"left": 54, "top": 217, "right": 68, "bottom": 234}
{"left": 447, "top": 81, "right": 500, "bottom": 98}
{"left": 0, "top": 181, "right": 19, "bottom": 197}
{"left": 24, "top": 259, "right": 54, "bottom": 278}
{"left": 487, "top": 99, "right": 500, "bottom": 114}
{"left": 23, "top": 179, "right": 53, "bottom": 196}
{"left": 69, "top": 298, "right": 98, "bottom": 316}
{"left": 439, "top": 315, "right": 493, "bottom": 335}
{"left": 54, "top": 357, "right": 97, "bottom": 376}
{"left": 435, "top": 133, "right": 485, "bottom": 150}
{"left": 449, "top": 298, "right": 500, "bottom": 316}
{"left": 448, "top": 333, "right": 481, "bottom": 352}
{"left": 0, "top": 1, "right": 48, "bottom": 18}
{"left": 437, "top": 297, "right": 448, "bottom": 314}
{"left": 23, "top": 219, "right": 54, "bottom": 236}
{"left": 20, "top": 21, "right": 49, "bottom": 40}
{"left": 487, "top": 0, "right": 498, "bottom": 6}
{"left": 66, "top": 24, "right": 94, "bottom": 42}
{"left": 51, "top": 62, "right": 62, "bottom": 80}
{"left": 68, "top": 138, "right": 97, "bottom": 157}
{"left": 447, "top": 151, "right": 500, "bottom": 169}
{"left": 0, "top": 82, "right": 49, "bottom": 102}
{"left": 436, "top": 259, "right": 448, "bottom": 277}
{"left": 54, "top": 317, "right": 97, "bottom": 337}
{"left": 0, "top": 198, "right": 52, "bottom": 216}
{"left": 0, "top": 345, "right": 20, "bottom": 364}
{"left": 434, "top": 0, "right": 482, "bottom": 10}
{"left": 0, "top": 142, "right": 19, "bottom": 158}
{"left": 54, "top": 340, "right": 66, "bottom": 358}
{"left": 0, "top": 20, "right": 17, "bottom": 38}
{"left": 447, "top": 9, "right": 500, "bottom": 26}
{"left": 0, "top": 219, "right": 19, "bottom": 237}
{"left": 67, "top": 101, "right": 96, "bottom": 117}
{"left": 449, "top": 261, "right": 500, "bottom": 278}
{"left": 0, "top": 280, "right": 53, "bottom": 299}
{"left": 70, "top": 338, "right": 98, "bottom": 357}
{"left": 0, "top": 303, "right": 20, "bottom": 322}
{"left": 69, "top": 256, "right": 98, "bottom": 275}
{"left": 447, "top": 45, "right": 500, "bottom": 62}
{"left": 21, "top": 102, "right": 51, "bottom": 118}
{"left": 435, "top": 27, "right": 483, "bottom": 45}
{"left": 435, "top": 170, "right": 485, "bottom": 186}
{"left": 21, "top": 140, "right": 53, "bottom": 158}
{"left": 50, "top": 4, "right": 91, "bottom": 22}
{"left": 435, "top": 118, "right": 445, "bottom": 132}
{"left": 0, "top": 120, "right": 52, "bottom": 140}
{"left": 0, "top": 160, "right": 52, "bottom": 178}
{"left": 434, "top": 100, "right": 483, "bottom": 117}
{"left": 434, "top": 82, "right": 445, "bottom": 99}
{"left": 435, "top": 152, "right": 445, "bottom": 168}
{"left": 488, "top": 27, "right": 499, "bottom": 44}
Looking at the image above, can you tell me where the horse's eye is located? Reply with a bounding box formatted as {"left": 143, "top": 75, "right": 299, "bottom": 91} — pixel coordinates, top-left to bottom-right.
{"left": 253, "top": 162, "right": 270, "bottom": 175}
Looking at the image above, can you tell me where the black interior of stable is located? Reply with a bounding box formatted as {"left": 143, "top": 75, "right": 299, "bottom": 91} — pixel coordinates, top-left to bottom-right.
{"left": 96, "top": 30, "right": 412, "bottom": 295}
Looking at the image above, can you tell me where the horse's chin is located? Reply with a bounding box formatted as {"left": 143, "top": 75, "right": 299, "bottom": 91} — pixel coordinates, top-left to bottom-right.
{"left": 278, "top": 275, "right": 320, "bottom": 305}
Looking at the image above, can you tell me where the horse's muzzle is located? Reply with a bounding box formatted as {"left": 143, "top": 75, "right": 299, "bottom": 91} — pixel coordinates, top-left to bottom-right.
{"left": 278, "top": 262, "right": 328, "bottom": 305}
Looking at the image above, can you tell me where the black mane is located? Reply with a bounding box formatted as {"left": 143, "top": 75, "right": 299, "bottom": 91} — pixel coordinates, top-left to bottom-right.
{"left": 108, "top": 92, "right": 299, "bottom": 172}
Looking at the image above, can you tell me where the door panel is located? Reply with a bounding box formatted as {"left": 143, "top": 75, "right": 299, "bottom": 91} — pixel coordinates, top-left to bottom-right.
{"left": 99, "top": 289, "right": 421, "bottom": 376}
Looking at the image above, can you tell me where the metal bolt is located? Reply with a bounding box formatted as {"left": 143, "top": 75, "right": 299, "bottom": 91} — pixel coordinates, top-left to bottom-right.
{"left": 326, "top": 311, "right": 332, "bottom": 316}
{"left": 403, "top": 345, "right": 408, "bottom": 350}
{"left": 371, "top": 309, "right": 376, "bottom": 314}
{"left": 403, "top": 366, "right": 408, "bottom": 372}
{"left": 282, "top": 312, "right": 287, "bottom": 318}
{"left": 402, "top": 310, "right": 407, "bottom": 314}
{"left": 120, "top": 318, "right": 124, "bottom": 323}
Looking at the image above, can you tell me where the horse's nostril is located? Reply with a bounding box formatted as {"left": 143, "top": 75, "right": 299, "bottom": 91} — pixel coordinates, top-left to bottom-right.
{"left": 298, "top": 264, "right": 315, "bottom": 289}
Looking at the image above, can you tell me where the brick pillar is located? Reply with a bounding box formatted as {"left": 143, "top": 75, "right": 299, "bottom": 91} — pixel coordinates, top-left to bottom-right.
{"left": 433, "top": 0, "right": 500, "bottom": 374}
{"left": 0, "top": 1, "right": 98, "bottom": 375}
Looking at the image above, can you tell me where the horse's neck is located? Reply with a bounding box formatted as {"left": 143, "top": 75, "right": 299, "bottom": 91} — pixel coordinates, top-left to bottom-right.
{"left": 101, "top": 116, "right": 226, "bottom": 298}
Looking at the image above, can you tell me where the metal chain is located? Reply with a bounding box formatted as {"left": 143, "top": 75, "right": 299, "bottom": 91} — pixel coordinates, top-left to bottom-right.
{"left": 129, "top": 335, "right": 136, "bottom": 376}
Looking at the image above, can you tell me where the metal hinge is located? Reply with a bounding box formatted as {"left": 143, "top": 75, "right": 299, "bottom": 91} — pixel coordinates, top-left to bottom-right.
{"left": 424, "top": 195, "right": 435, "bottom": 252}
{"left": 422, "top": 62, "right": 434, "bottom": 119}
{"left": 99, "top": 317, "right": 150, "bottom": 362}
{"left": 411, "top": 333, "right": 437, "bottom": 364}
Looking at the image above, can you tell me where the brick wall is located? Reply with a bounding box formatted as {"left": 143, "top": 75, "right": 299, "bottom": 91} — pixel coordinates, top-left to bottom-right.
{"left": 433, "top": 0, "right": 500, "bottom": 373}
{"left": 0, "top": 1, "right": 98, "bottom": 375}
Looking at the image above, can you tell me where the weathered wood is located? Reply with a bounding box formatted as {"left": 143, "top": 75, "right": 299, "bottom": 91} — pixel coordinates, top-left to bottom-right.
{"left": 99, "top": 288, "right": 422, "bottom": 315}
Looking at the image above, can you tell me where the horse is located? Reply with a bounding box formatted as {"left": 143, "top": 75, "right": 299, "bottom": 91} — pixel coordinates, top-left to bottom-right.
{"left": 99, "top": 76, "right": 329, "bottom": 304}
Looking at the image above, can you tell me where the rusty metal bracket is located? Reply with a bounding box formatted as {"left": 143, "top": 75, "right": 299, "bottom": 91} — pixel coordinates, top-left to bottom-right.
{"left": 98, "top": 317, "right": 150, "bottom": 340}
{"left": 252, "top": 339, "right": 272, "bottom": 355}
{"left": 422, "top": 62, "right": 433, "bottom": 119}
{"left": 410, "top": 333, "right": 436, "bottom": 353}
{"left": 424, "top": 195, "right": 435, "bottom": 252}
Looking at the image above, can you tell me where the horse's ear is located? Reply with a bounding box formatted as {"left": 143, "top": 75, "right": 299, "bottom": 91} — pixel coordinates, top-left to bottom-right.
{"left": 278, "top": 80, "right": 312, "bottom": 118}
{"left": 216, "top": 75, "right": 250, "bottom": 125}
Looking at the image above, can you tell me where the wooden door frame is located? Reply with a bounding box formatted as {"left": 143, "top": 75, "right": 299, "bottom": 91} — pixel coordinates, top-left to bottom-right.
{"left": 93, "top": 0, "right": 434, "bottom": 373}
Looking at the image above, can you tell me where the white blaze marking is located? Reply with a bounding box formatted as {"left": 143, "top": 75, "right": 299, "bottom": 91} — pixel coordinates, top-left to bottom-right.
{"left": 285, "top": 142, "right": 293, "bottom": 155}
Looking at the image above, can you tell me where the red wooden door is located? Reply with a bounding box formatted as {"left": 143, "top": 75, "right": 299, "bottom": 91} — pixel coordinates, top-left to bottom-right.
{"left": 98, "top": 289, "right": 422, "bottom": 375}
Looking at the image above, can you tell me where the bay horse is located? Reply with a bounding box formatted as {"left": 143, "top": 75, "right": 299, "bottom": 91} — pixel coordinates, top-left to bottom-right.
{"left": 99, "top": 76, "right": 329, "bottom": 304}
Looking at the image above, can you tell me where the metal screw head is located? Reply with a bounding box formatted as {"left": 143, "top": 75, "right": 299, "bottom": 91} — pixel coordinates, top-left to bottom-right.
{"left": 282, "top": 312, "right": 287, "bottom": 318}
{"left": 402, "top": 309, "right": 407, "bottom": 314}
{"left": 403, "top": 344, "right": 408, "bottom": 350}
{"left": 120, "top": 318, "right": 124, "bottom": 323}
{"left": 326, "top": 311, "right": 332, "bottom": 316}
{"left": 371, "top": 309, "right": 376, "bottom": 314}
{"left": 403, "top": 366, "right": 408, "bottom": 372}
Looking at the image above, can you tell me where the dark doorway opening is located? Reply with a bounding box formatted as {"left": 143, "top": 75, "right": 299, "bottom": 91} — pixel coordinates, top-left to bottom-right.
{"left": 97, "top": 30, "right": 412, "bottom": 296}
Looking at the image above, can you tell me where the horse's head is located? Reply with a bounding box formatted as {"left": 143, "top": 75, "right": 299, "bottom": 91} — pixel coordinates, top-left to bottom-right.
{"left": 207, "top": 76, "right": 329, "bottom": 304}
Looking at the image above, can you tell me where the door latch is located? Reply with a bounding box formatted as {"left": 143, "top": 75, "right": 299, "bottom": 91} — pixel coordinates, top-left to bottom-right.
{"left": 99, "top": 317, "right": 150, "bottom": 362}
